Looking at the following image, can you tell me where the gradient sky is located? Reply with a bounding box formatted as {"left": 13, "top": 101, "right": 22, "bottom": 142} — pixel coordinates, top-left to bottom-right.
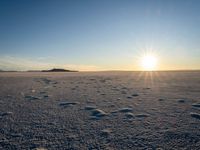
{"left": 0, "top": 0, "right": 200, "bottom": 71}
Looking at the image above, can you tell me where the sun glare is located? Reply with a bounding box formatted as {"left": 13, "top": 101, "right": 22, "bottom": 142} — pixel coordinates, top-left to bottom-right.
{"left": 141, "top": 54, "right": 158, "bottom": 71}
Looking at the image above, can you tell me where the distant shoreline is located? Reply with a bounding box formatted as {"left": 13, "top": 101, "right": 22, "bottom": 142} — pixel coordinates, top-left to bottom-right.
{"left": 0, "top": 68, "right": 78, "bottom": 73}
{"left": 0, "top": 70, "right": 200, "bottom": 73}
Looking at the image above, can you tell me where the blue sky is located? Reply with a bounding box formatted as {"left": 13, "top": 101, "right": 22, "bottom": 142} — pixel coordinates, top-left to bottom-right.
{"left": 0, "top": 0, "right": 200, "bottom": 71}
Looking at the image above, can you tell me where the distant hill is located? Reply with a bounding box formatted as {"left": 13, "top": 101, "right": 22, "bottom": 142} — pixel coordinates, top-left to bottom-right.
{"left": 41, "top": 68, "right": 78, "bottom": 72}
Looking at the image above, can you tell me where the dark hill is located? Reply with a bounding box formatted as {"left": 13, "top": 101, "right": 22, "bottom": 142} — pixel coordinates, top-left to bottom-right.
{"left": 42, "top": 68, "right": 78, "bottom": 72}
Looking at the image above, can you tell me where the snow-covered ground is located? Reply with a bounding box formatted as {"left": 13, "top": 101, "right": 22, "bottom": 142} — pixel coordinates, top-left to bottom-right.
{"left": 0, "top": 71, "right": 200, "bottom": 149}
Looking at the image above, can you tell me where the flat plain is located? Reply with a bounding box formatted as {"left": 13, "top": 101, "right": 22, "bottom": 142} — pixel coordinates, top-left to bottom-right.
{"left": 0, "top": 71, "right": 200, "bottom": 150}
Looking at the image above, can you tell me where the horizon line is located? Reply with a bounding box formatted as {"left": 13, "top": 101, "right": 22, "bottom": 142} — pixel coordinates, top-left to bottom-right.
{"left": 1, "top": 69, "right": 200, "bottom": 72}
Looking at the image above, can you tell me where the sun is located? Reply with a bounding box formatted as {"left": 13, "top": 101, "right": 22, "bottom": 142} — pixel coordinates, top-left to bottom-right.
{"left": 141, "top": 54, "right": 158, "bottom": 71}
